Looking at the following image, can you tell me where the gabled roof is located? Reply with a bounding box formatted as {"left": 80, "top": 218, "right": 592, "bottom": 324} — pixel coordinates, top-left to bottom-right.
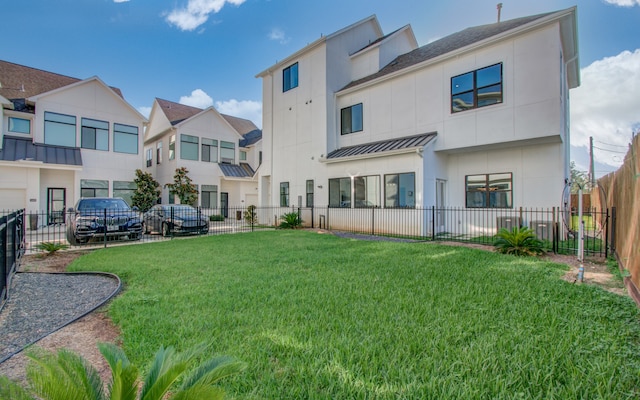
{"left": 0, "top": 60, "right": 123, "bottom": 105}
{"left": 326, "top": 132, "right": 436, "bottom": 161}
{"left": 219, "top": 163, "right": 255, "bottom": 178}
{"left": 156, "top": 98, "right": 202, "bottom": 126}
{"left": 341, "top": 9, "right": 572, "bottom": 91}
{"left": 0, "top": 136, "right": 82, "bottom": 166}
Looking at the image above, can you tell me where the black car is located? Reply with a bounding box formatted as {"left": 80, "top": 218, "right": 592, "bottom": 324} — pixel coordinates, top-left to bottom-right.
{"left": 143, "top": 204, "right": 209, "bottom": 237}
{"left": 66, "top": 197, "right": 142, "bottom": 245}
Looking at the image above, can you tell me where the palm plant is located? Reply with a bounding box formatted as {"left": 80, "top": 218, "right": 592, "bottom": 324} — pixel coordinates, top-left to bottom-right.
{"left": 279, "top": 212, "right": 302, "bottom": 229}
{"left": 34, "top": 241, "right": 69, "bottom": 256}
{"left": 493, "top": 226, "right": 545, "bottom": 256}
{"left": 0, "top": 343, "right": 245, "bottom": 400}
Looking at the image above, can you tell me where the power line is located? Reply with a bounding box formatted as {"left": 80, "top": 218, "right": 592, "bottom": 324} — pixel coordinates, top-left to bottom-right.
{"left": 594, "top": 140, "right": 628, "bottom": 149}
{"left": 592, "top": 145, "right": 627, "bottom": 154}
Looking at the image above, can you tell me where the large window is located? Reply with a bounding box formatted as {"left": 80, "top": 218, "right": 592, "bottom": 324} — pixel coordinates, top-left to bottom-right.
{"left": 220, "top": 141, "right": 235, "bottom": 164}
{"left": 329, "top": 177, "right": 351, "bottom": 208}
{"left": 8, "top": 117, "right": 30, "bottom": 134}
{"left": 341, "top": 103, "right": 363, "bottom": 135}
{"left": 113, "top": 181, "right": 136, "bottom": 206}
{"left": 81, "top": 179, "right": 108, "bottom": 198}
{"left": 306, "top": 180, "right": 314, "bottom": 207}
{"left": 202, "top": 138, "right": 218, "bottom": 163}
{"left": 146, "top": 148, "right": 153, "bottom": 167}
{"left": 81, "top": 118, "right": 109, "bottom": 151}
{"left": 44, "top": 112, "right": 76, "bottom": 147}
{"left": 280, "top": 182, "right": 289, "bottom": 207}
{"left": 201, "top": 184, "right": 218, "bottom": 209}
{"left": 169, "top": 135, "right": 176, "bottom": 160}
{"left": 465, "top": 173, "right": 512, "bottom": 208}
{"left": 181, "top": 134, "right": 199, "bottom": 161}
{"left": 385, "top": 173, "right": 415, "bottom": 208}
{"left": 283, "top": 62, "right": 299, "bottom": 92}
{"left": 156, "top": 141, "right": 163, "bottom": 164}
{"left": 113, "top": 123, "right": 138, "bottom": 154}
{"left": 354, "top": 176, "right": 380, "bottom": 207}
{"left": 451, "top": 63, "right": 503, "bottom": 113}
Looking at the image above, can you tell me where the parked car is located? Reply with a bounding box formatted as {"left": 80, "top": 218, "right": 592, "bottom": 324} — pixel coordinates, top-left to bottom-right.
{"left": 66, "top": 197, "right": 142, "bottom": 245}
{"left": 143, "top": 205, "right": 209, "bottom": 237}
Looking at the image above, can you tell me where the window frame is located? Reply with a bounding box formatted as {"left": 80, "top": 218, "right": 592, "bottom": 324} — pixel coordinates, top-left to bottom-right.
{"left": 465, "top": 172, "right": 513, "bottom": 209}
{"left": 283, "top": 62, "right": 299, "bottom": 92}
{"left": 146, "top": 148, "right": 153, "bottom": 167}
{"left": 220, "top": 141, "right": 235, "bottom": 164}
{"left": 451, "top": 63, "right": 503, "bottom": 113}
{"left": 306, "top": 180, "right": 314, "bottom": 207}
{"left": 201, "top": 138, "right": 218, "bottom": 163}
{"left": 81, "top": 117, "right": 109, "bottom": 151}
{"left": 180, "top": 134, "right": 199, "bottom": 161}
{"left": 44, "top": 111, "right": 76, "bottom": 147}
{"left": 280, "top": 182, "right": 290, "bottom": 207}
{"left": 328, "top": 177, "right": 352, "bottom": 208}
{"left": 169, "top": 135, "right": 176, "bottom": 160}
{"left": 384, "top": 172, "right": 416, "bottom": 208}
{"left": 354, "top": 175, "right": 380, "bottom": 208}
{"left": 156, "top": 141, "right": 163, "bottom": 164}
{"left": 8, "top": 117, "right": 31, "bottom": 134}
{"left": 340, "top": 103, "right": 363, "bottom": 135}
{"left": 113, "top": 123, "right": 138, "bottom": 154}
{"left": 80, "top": 179, "right": 109, "bottom": 198}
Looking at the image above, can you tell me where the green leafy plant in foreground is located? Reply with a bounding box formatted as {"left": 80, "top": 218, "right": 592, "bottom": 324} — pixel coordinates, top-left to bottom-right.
{"left": 493, "top": 226, "right": 545, "bottom": 256}
{"left": 279, "top": 212, "right": 302, "bottom": 229}
{"left": 34, "top": 242, "right": 69, "bottom": 256}
{"left": 0, "top": 343, "right": 245, "bottom": 400}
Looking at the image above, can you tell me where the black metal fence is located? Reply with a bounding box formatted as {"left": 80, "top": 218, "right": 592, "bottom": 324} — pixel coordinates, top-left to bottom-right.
{"left": 1, "top": 205, "right": 614, "bottom": 258}
{"left": 1, "top": 209, "right": 25, "bottom": 310}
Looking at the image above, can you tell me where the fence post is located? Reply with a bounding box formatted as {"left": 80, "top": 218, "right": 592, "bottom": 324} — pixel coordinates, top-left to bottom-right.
{"left": 610, "top": 207, "right": 616, "bottom": 253}
{"left": 311, "top": 205, "right": 314, "bottom": 229}
{"left": 103, "top": 208, "right": 108, "bottom": 248}
{"left": 432, "top": 206, "right": 436, "bottom": 241}
{"left": 371, "top": 207, "right": 375, "bottom": 236}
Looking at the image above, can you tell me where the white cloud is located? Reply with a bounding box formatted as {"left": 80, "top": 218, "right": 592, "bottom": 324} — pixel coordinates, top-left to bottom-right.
{"left": 179, "top": 89, "right": 214, "bottom": 108}
{"left": 165, "top": 0, "right": 246, "bottom": 31}
{"left": 604, "top": 0, "right": 640, "bottom": 6}
{"left": 113, "top": 0, "right": 130, "bottom": 3}
{"left": 215, "top": 99, "right": 262, "bottom": 128}
{"left": 571, "top": 49, "right": 640, "bottom": 167}
{"left": 269, "top": 28, "right": 290, "bottom": 44}
{"left": 138, "top": 106, "right": 152, "bottom": 118}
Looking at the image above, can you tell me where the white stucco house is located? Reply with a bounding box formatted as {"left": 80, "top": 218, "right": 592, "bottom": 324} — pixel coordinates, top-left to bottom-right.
{"left": 0, "top": 60, "right": 147, "bottom": 223}
{"left": 256, "top": 7, "right": 579, "bottom": 232}
{"left": 144, "top": 98, "right": 262, "bottom": 215}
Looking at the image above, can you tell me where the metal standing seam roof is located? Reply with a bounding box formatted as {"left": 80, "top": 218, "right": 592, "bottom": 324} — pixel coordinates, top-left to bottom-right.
{"left": 218, "top": 163, "right": 256, "bottom": 178}
{"left": 0, "top": 136, "right": 82, "bottom": 166}
{"left": 326, "top": 132, "right": 436, "bottom": 160}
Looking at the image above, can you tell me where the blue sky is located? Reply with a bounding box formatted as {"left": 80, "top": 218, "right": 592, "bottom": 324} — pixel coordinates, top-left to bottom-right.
{"left": 2, "top": 0, "right": 639, "bottom": 176}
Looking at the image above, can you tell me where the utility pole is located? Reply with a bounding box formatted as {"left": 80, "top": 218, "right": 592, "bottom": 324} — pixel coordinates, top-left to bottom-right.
{"left": 589, "top": 136, "right": 596, "bottom": 186}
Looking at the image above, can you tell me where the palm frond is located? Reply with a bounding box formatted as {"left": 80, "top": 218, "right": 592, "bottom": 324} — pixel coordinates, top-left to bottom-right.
{"left": 0, "top": 375, "right": 36, "bottom": 400}
{"left": 98, "top": 343, "right": 139, "bottom": 400}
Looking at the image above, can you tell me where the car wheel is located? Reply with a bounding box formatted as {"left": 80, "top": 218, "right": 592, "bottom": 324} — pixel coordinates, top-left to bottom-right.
{"left": 66, "top": 226, "right": 78, "bottom": 246}
{"left": 162, "top": 222, "right": 171, "bottom": 237}
{"left": 200, "top": 227, "right": 209, "bottom": 235}
{"left": 143, "top": 222, "right": 150, "bottom": 234}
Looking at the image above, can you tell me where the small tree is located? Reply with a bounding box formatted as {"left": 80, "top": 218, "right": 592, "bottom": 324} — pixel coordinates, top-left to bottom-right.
{"left": 570, "top": 161, "right": 589, "bottom": 194}
{"left": 132, "top": 169, "right": 161, "bottom": 212}
{"left": 165, "top": 167, "right": 198, "bottom": 206}
{"left": 244, "top": 205, "right": 258, "bottom": 225}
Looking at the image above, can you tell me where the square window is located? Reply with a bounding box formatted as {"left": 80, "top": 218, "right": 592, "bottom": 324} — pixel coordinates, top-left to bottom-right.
{"left": 451, "top": 63, "right": 503, "bottom": 113}
{"left": 341, "top": 103, "right": 363, "bottom": 135}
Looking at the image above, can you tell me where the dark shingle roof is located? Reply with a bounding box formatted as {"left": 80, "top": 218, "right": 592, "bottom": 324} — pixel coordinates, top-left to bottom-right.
{"left": 342, "top": 12, "right": 555, "bottom": 91}
{"left": 0, "top": 60, "right": 123, "bottom": 108}
{"left": 219, "top": 163, "right": 255, "bottom": 178}
{"left": 0, "top": 136, "right": 82, "bottom": 166}
{"left": 326, "top": 132, "right": 436, "bottom": 160}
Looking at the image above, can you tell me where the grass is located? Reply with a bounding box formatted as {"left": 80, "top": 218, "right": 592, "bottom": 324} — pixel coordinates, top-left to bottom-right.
{"left": 68, "top": 231, "right": 640, "bottom": 399}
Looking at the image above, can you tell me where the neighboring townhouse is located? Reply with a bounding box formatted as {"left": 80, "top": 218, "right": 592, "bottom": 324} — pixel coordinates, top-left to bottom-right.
{"left": 0, "top": 60, "right": 147, "bottom": 224}
{"left": 144, "top": 98, "right": 262, "bottom": 215}
{"left": 257, "top": 8, "right": 579, "bottom": 232}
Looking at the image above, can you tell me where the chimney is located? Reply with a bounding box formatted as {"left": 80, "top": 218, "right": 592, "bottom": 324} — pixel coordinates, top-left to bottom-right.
{"left": 497, "top": 3, "right": 503, "bottom": 23}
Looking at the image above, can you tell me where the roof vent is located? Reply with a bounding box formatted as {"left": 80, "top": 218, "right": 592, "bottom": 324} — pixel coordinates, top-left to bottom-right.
{"left": 497, "top": 3, "right": 503, "bottom": 23}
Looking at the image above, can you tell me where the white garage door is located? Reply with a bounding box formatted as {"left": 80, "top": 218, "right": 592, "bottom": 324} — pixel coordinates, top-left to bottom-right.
{"left": 0, "top": 189, "right": 26, "bottom": 211}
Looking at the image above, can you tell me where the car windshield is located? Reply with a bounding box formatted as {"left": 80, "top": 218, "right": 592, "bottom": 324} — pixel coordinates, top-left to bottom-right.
{"left": 78, "top": 198, "right": 131, "bottom": 212}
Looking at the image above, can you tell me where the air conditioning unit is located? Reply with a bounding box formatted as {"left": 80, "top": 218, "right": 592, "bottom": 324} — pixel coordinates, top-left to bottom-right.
{"left": 496, "top": 216, "right": 521, "bottom": 234}
{"left": 531, "top": 220, "right": 552, "bottom": 241}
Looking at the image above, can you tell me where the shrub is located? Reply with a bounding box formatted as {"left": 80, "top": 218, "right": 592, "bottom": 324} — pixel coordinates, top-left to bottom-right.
{"left": 210, "top": 214, "right": 225, "bottom": 222}
{"left": 0, "top": 343, "right": 245, "bottom": 400}
{"left": 279, "top": 212, "right": 302, "bottom": 229}
{"left": 34, "top": 242, "right": 69, "bottom": 256}
{"left": 493, "top": 226, "right": 545, "bottom": 256}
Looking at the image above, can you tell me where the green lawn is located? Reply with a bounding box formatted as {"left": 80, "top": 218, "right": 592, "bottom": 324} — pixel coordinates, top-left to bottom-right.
{"left": 69, "top": 231, "right": 640, "bottom": 399}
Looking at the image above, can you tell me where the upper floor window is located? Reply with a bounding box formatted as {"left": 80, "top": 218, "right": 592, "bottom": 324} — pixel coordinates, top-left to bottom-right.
{"left": 341, "top": 103, "right": 363, "bottom": 135}
{"left": 169, "top": 135, "right": 176, "bottom": 160}
{"left": 202, "top": 138, "right": 218, "bottom": 163}
{"left": 81, "top": 118, "right": 109, "bottom": 151}
{"left": 451, "top": 63, "right": 503, "bottom": 113}
{"left": 44, "top": 112, "right": 76, "bottom": 147}
{"left": 113, "top": 123, "right": 138, "bottom": 154}
{"left": 465, "top": 173, "right": 512, "bottom": 208}
{"left": 8, "top": 117, "right": 30, "bottom": 134}
{"left": 181, "top": 134, "right": 199, "bottom": 161}
{"left": 220, "top": 141, "right": 235, "bottom": 164}
{"left": 384, "top": 173, "right": 415, "bottom": 208}
{"left": 283, "top": 62, "right": 299, "bottom": 92}
{"left": 156, "top": 141, "right": 163, "bottom": 164}
{"left": 239, "top": 150, "right": 247, "bottom": 161}
{"left": 146, "top": 148, "right": 153, "bottom": 167}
